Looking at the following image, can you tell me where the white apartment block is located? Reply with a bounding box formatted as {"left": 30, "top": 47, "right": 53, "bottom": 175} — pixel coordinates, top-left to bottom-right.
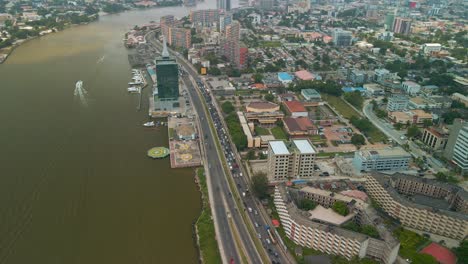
{"left": 365, "top": 173, "right": 468, "bottom": 240}
{"left": 267, "top": 139, "right": 316, "bottom": 182}
{"left": 452, "top": 125, "right": 468, "bottom": 173}
{"left": 352, "top": 147, "right": 411, "bottom": 172}
{"left": 402, "top": 81, "right": 421, "bottom": 95}
{"left": 274, "top": 186, "right": 399, "bottom": 263}
{"left": 422, "top": 43, "right": 442, "bottom": 54}
{"left": 387, "top": 95, "right": 409, "bottom": 112}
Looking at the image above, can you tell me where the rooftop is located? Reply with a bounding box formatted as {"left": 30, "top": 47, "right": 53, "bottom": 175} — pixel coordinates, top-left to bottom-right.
{"left": 293, "top": 139, "right": 316, "bottom": 154}
{"left": 295, "top": 70, "right": 315, "bottom": 81}
{"left": 370, "top": 172, "right": 468, "bottom": 221}
{"left": 278, "top": 72, "right": 293, "bottom": 81}
{"left": 308, "top": 205, "right": 355, "bottom": 226}
{"left": 284, "top": 100, "right": 307, "bottom": 113}
{"left": 270, "top": 140, "right": 290, "bottom": 155}
{"left": 247, "top": 101, "right": 279, "bottom": 110}
{"left": 284, "top": 117, "right": 316, "bottom": 132}
{"left": 359, "top": 147, "right": 411, "bottom": 159}
{"left": 301, "top": 88, "right": 321, "bottom": 98}
{"left": 277, "top": 186, "right": 369, "bottom": 242}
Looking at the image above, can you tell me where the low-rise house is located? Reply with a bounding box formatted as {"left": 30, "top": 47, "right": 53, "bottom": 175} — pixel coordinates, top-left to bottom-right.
{"left": 283, "top": 117, "right": 318, "bottom": 136}
{"left": 283, "top": 100, "right": 308, "bottom": 118}
{"left": 388, "top": 109, "right": 432, "bottom": 125}
{"left": 402, "top": 81, "right": 421, "bottom": 95}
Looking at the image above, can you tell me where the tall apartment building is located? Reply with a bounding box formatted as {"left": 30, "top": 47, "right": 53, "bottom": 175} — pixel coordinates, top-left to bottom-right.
{"left": 217, "top": 0, "right": 230, "bottom": 11}
{"left": 385, "top": 12, "right": 395, "bottom": 31}
{"left": 190, "top": 9, "right": 220, "bottom": 27}
{"left": 421, "top": 127, "right": 448, "bottom": 151}
{"left": 387, "top": 95, "right": 409, "bottom": 112}
{"left": 274, "top": 186, "right": 400, "bottom": 263}
{"left": 393, "top": 17, "right": 412, "bottom": 35}
{"left": 154, "top": 40, "right": 179, "bottom": 109}
{"left": 331, "top": 28, "right": 352, "bottom": 47}
{"left": 160, "top": 15, "right": 175, "bottom": 41}
{"left": 223, "top": 20, "right": 241, "bottom": 68}
{"left": 353, "top": 147, "right": 411, "bottom": 172}
{"left": 267, "top": 139, "right": 317, "bottom": 182}
{"left": 444, "top": 119, "right": 468, "bottom": 173}
{"left": 219, "top": 13, "right": 232, "bottom": 32}
{"left": 365, "top": 173, "right": 468, "bottom": 240}
{"left": 168, "top": 27, "right": 191, "bottom": 49}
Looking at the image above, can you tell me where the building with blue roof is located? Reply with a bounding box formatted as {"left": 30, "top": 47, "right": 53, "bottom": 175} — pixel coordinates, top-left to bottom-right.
{"left": 278, "top": 72, "right": 293, "bottom": 84}
{"left": 342, "top": 87, "right": 366, "bottom": 94}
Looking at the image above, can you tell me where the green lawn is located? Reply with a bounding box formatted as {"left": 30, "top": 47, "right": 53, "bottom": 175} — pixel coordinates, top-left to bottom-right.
{"left": 255, "top": 126, "right": 270, "bottom": 136}
{"left": 322, "top": 94, "right": 387, "bottom": 143}
{"left": 393, "top": 228, "right": 437, "bottom": 264}
{"left": 271, "top": 126, "right": 288, "bottom": 140}
{"left": 367, "top": 127, "right": 388, "bottom": 144}
{"left": 322, "top": 94, "right": 361, "bottom": 120}
{"left": 196, "top": 168, "right": 223, "bottom": 264}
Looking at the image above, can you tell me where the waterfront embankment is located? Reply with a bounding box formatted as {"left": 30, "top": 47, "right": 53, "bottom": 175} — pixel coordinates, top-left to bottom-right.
{"left": 194, "top": 168, "right": 223, "bottom": 264}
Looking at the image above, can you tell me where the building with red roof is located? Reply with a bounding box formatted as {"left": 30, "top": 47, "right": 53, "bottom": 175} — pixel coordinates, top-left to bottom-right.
{"left": 283, "top": 117, "right": 318, "bottom": 136}
{"left": 272, "top": 219, "right": 280, "bottom": 227}
{"left": 420, "top": 243, "right": 457, "bottom": 264}
{"left": 283, "top": 101, "right": 308, "bottom": 118}
{"left": 295, "top": 70, "right": 315, "bottom": 81}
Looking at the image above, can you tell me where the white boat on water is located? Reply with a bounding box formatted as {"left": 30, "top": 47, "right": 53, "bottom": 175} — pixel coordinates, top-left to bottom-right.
{"left": 127, "top": 87, "right": 139, "bottom": 92}
{"left": 143, "top": 121, "right": 155, "bottom": 127}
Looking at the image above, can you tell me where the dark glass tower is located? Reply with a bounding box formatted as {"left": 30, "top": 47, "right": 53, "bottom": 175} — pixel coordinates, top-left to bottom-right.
{"left": 155, "top": 40, "right": 179, "bottom": 101}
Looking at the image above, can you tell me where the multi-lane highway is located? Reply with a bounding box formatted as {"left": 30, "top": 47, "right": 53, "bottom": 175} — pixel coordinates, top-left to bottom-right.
{"left": 147, "top": 31, "right": 293, "bottom": 263}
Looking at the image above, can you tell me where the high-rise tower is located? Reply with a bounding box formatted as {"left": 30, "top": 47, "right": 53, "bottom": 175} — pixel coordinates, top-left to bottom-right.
{"left": 154, "top": 38, "right": 179, "bottom": 109}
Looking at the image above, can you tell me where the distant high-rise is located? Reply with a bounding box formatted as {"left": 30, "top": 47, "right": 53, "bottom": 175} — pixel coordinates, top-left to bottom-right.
{"left": 444, "top": 119, "right": 468, "bottom": 174}
{"left": 393, "top": 17, "right": 412, "bottom": 35}
{"left": 331, "top": 28, "right": 352, "bottom": 47}
{"left": 154, "top": 39, "right": 179, "bottom": 103}
{"left": 168, "top": 27, "right": 191, "bottom": 49}
{"left": 219, "top": 13, "right": 232, "bottom": 32}
{"left": 217, "top": 0, "right": 231, "bottom": 11}
{"left": 190, "top": 9, "right": 220, "bottom": 27}
{"left": 223, "top": 20, "right": 241, "bottom": 68}
{"left": 384, "top": 12, "right": 395, "bottom": 31}
{"left": 260, "top": 0, "right": 274, "bottom": 10}
{"left": 160, "top": 15, "right": 175, "bottom": 41}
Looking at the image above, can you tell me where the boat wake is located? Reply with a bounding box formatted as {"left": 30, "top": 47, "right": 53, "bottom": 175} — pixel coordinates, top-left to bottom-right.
{"left": 74, "top": 80, "right": 88, "bottom": 107}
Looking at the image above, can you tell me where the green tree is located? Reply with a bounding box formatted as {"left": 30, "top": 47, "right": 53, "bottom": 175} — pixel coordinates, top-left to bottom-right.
{"left": 332, "top": 201, "right": 349, "bottom": 216}
{"left": 221, "top": 101, "right": 235, "bottom": 114}
{"left": 351, "top": 134, "right": 366, "bottom": 147}
{"left": 298, "top": 199, "right": 317, "bottom": 211}
{"left": 361, "top": 225, "right": 379, "bottom": 238}
{"left": 454, "top": 240, "right": 468, "bottom": 264}
{"left": 207, "top": 67, "right": 221, "bottom": 76}
{"left": 442, "top": 111, "right": 462, "bottom": 124}
{"left": 252, "top": 173, "right": 269, "bottom": 199}
{"left": 264, "top": 93, "right": 274, "bottom": 102}
{"left": 407, "top": 125, "right": 421, "bottom": 138}
{"left": 423, "top": 119, "right": 433, "bottom": 128}
{"left": 344, "top": 91, "right": 364, "bottom": 108}
{"left": 253, "top": 73, "right": 263, "bottom": 83}
{"left": 246, "top": 149, "right": 256, "bottom": 160}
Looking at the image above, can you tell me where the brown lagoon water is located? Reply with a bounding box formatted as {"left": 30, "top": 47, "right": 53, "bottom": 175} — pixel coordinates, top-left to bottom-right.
{"left": 0, "top": 2, "right": 215, "bottom": 263}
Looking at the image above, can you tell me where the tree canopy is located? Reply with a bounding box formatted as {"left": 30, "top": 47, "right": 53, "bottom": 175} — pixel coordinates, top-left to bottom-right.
{"left": 252, "top": 173, "right": 269, "bottom": 199}
{"left": 332, "top": 201, "right": 349, "bottom": 216}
